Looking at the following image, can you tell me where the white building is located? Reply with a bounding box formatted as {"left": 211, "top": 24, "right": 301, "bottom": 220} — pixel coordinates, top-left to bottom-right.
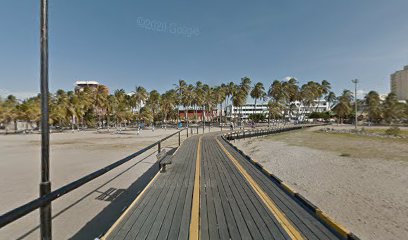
{"left": 225, "top": 99, "right": 330, "bottom": 121}
{"left": 391, "top": 66, "right": 408, "bottom": 101}
{"left": 74, "top": 81, "right": 100, "bottom": 92}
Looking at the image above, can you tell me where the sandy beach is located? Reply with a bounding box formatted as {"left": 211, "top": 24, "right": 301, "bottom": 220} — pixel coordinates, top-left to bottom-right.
{"left": 234, "top": 126, "right": 408, "bottom": 240}
{"left": 0, "top": 128, "right": 186, "bottom": 239}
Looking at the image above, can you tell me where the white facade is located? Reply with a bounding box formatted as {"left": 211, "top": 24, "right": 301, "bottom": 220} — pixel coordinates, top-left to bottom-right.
{"left": 74, "top": 81, "right": 100, "bottom": 92}
{"left": 225, "top": 103, "right": 268, "bottom": 120}
{"left": 391, "top": 66, "right": 408, "bottom": 101}
{"left": 225, "top": 99, "right": 330, "bottom": 120}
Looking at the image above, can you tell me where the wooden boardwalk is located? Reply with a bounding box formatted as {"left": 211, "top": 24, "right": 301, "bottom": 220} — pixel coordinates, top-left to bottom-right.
{"left": 103, "top": 133, "right": 349, "bottom": 240}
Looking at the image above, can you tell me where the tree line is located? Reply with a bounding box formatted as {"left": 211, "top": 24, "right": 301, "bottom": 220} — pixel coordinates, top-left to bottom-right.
{"left": 1, "top": 77, "right": 407, "bottom": 131}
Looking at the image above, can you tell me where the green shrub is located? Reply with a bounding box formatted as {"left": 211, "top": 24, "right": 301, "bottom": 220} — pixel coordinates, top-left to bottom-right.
{"left": 248, "top": 113, "right": 266, "bottom": 123}
{"left": 385, "top": 126, "right": 401, "bottom": 136}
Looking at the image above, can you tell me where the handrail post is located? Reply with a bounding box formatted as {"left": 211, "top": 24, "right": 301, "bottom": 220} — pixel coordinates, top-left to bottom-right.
{"left": 158, "top": 141, "right": 161, "bottom": 153}
{"left": 40, "top": 0, "right": 52, "bottom": 239}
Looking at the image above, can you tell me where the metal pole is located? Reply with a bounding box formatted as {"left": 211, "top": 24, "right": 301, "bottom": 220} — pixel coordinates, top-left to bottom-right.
{"left": 39, "top": 0, "right": 51, "bottom": 239}
{"left": 186, "top": 127, "right": 189, "bottom": 138}
{"left": 178, "top": 131, "right": 181, "bottom": 146}
{"left": 158, "top": 141, "right": 161, "bottom": 153}
{"left": 352, "top": 79, "right": 359, "bottom": 130}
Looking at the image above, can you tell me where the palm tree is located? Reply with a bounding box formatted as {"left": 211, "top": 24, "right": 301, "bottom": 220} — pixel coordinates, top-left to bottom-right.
{"left": 193, "top": 81, "right": 204, "bottom": 122}
{"left": 50, "top": 90, "right": 69, "bottom": 127}
{"left": 232, "top": 87, "right": 247, "bottom": 127}
{"left": 131, "top": 86, "right": 148, "bottom": 112}
{"left": 94, "top": 85, "right": 109, "bottom": 127}
{"left": 18, "top": 96, "right": 41, "bottom": 130}
{"left": 174, "top": 79, "right": 187, "bottom": 124}
{"left": 333, "top": 90, "right": 353, "bottom": 124}
{"left": 113, "top": 89, "right": 130, "bottom": 129}
{"left": 267, "top": 100, "right": 284, "bottom": 126}
{"left": 201, "top": 84, "right": 211, "bottom": 125}
{"left": 364, "top": 91, "right": 382, "bottom": 123}
{"left": 161, "top": 90, "right": 177, "bottom": 127}
{"left": 250, "top": 82, "right": 265, "bottom": 115}
{"left": 238, "top": 77, "right": 252, "bottom": 125}
{"left": 182, "top": 84, "right": 194, "bottom": 125}
{"left": 213, "top": 86, "right": 226, "bottom": 124}
{"left": 383, "top": 92, "right": 404, "bottom": 125}
{"left": 282, "top": 78, "right": 299, "bottom": 121}
{"left": 3, "top": 95, "right": 19, "bottom": 131}
{"left": 194, "top": 82, "right": 205, "bottom": 122}
{"left": 325, "top": 91, "right": 337, "bottom": 109}
{"left": 146, "top": 90, "right": 161, "bottom": 127}
{"left": 299, "top": 81, "right": 322, "bottom": 119}
{"left": 320, "top": 80, "right": 331, "bottom": 103}
{"left": 225, "top": 82, "right": 236, "bottom": 121}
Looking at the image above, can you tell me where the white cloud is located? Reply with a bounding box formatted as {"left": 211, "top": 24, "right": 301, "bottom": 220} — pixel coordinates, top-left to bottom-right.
{"left": 357, "top": 89, "right": 367, "bottom": 98}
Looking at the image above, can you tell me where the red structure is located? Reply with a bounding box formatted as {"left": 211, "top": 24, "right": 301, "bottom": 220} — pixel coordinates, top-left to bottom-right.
{"left": 178, "top": 109, "right": 218, "bottom": 121}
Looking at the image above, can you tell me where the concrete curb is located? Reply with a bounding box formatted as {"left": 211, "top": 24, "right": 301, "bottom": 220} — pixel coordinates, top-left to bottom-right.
{"left": 221, "top": 131, "right": 360, "bottom": 240}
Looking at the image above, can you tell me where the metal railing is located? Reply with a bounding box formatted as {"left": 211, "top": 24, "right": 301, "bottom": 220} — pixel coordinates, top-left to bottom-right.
{"left": 225, "top": 124, "right": 320, "bottom": 141}
{"left": 0, "top": 128, "right": 187, "bottom": 230}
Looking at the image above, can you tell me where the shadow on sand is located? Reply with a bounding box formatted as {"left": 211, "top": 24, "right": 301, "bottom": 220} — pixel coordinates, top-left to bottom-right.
{"left": 15, "top": 152, "right": 159, "bottom": 240}
{"left": 69, "top": 162, "right": 159, "bottom": 239}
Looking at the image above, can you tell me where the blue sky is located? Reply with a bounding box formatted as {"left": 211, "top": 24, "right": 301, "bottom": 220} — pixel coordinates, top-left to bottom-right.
{"left": 1, "top": 0, "right": 407, "bottom": 99}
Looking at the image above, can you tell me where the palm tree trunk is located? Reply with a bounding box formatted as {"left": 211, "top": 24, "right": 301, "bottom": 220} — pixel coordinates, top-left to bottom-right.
{"left": 254, "top": 99, "right": 257, "bottom": 115}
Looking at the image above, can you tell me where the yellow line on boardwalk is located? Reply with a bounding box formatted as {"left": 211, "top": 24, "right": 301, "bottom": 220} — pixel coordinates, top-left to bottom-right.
{"left": 216, "top": 139, "right": 304, "bottom": 240}
{"left": 190, "top": 136, "right": 202, "bottom": 240}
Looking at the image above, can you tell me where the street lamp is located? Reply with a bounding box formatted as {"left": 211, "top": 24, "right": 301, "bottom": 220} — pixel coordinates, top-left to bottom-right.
{"left": 40, "top": 0, "right": 52, "bottom": 239}
{"left": 351, "top": 79, "right": 359, "bottom": 130}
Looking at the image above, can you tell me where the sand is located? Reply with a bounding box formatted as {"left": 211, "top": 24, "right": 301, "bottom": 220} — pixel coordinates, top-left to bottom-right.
{"left": 234, "top": 127, "right": 408, "bottom": 240}
{"left": 0, "top": 128, "right": 186, "bottom": 239}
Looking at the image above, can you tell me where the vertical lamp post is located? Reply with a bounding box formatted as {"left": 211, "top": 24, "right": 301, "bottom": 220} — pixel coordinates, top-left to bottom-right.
{"left": 352, "top": 79, "right": 359, "bottom": 130}
{"left": 40, "top": 0, "right": 52, "bottom": 239}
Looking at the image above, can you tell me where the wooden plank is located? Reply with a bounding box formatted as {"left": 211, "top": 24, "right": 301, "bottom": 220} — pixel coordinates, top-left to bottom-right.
{"left": 204, "top": 138, "right": 232, "bottom": 239}
{"left": 138, "top": 142, "right": 191, "bottom": 240}
{"left": 200, "top": 138, "right": 210, "bottom": 240}
{"left": 105, "top": 164, "right": 158, "bottom": 239}
{"left": 155, "top": 139, "right": 196, "bottom": 239}
{"left": 180, "top": 137, "right": 201, "bottom": 240}
{"left": 209, "top": 149, "right": 252, "bottom": 240}
{"left": 167, "top": 137, "right": 198, "bottom": 239}
{"left": 111, "top": 165, "right": 171, "bottom": 240}
{"left": 202, "top": 138, "right": 220, "bottom": 240}
{"left": 204, "top": 137, "right": 242, "bottom": 240}
{"left": 210, "top": 139, "right": 265, "bottom": 239}
{"left": 124, "top": 167, "right": 175, "bottom": 239}
{"left": 217, "top": 143, "right": 293, "bottom": 239}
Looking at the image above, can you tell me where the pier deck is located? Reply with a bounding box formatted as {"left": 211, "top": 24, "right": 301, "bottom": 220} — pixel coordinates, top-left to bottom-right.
{"left": 103, "top": 133, "right": 349, "bottom": 240}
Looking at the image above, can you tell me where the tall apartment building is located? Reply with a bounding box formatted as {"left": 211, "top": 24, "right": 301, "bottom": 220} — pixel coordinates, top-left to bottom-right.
{"left": 391, "top": 66, "right": 408, "bottom": 101}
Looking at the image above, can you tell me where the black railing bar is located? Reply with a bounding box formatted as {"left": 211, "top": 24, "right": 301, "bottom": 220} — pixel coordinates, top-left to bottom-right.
{"left": 0, "top": 128, "right": 184, "bottom": 228}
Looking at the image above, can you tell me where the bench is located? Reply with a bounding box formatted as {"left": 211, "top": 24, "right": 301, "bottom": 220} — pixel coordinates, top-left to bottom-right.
{"left": 157, "top": 149, "right": 172, "bottom": 172}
